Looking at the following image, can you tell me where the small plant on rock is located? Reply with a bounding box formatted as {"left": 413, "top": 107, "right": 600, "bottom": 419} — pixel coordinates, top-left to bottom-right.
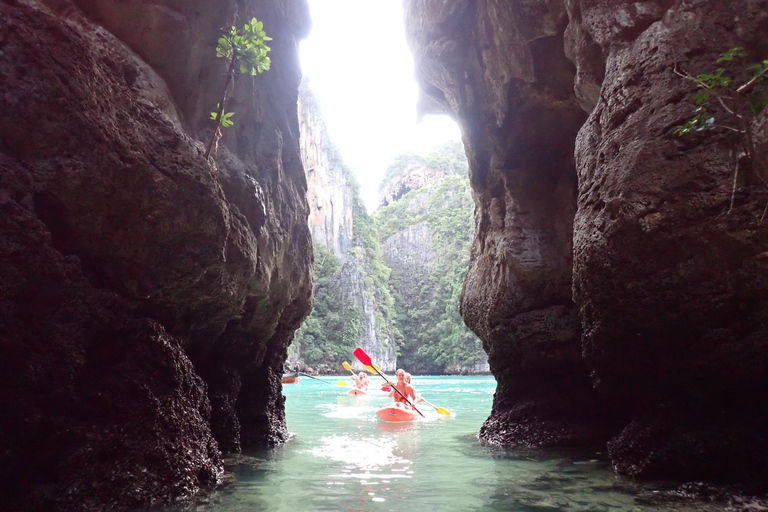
{"left": 675, "top": 47, "right": 768, "bottom": 216}
{"left": 205, "top": 18, "right": 272, "bottom": 159}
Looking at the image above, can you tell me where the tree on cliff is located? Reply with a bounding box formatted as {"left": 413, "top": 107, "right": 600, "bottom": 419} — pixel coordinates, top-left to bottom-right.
{"left": 206, "top": 18, "right": 272, "bottom": 158}
{"left": 676, "top": 47, "right": 768, "bottom": 216}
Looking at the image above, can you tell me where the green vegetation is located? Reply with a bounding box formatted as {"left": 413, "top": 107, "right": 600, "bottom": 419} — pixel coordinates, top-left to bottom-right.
{"left": 206, "top": 18, "right": 272, "bottom": 159}
{"left": 292, "top": 244, "right": 359, "bottom": 367}
{"left": 292, "top": 182, "right": 399, "bottom": 372}
{"left": 675, "top": 47, "right": 768, "bottom": 215}
{"left": 376, "top": 173, "right": 483, "bottom": 374}
{"left": 379, "top": 140, "right": 468, "bottom": 194}
{"left": 293, "top": 141, "right": 483, "bottom": 374}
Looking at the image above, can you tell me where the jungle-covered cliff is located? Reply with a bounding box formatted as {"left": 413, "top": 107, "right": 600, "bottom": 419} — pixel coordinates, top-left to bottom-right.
{"left": 0, "top": 0, "right": 312, "bottom": 510}
{"left": 376, "top": 143, "right": 488, "bottom": 374}
{"left": 293, "top": 95, "right": 487, "bottom": 375}
{"left": 405, "top": 0, "right": 768, "bottom": 488}
{"left": 293, "top": 86, "right": 398, "bottom": 373}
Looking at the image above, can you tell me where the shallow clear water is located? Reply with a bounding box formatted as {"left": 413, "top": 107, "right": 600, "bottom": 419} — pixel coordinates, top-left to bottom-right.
{"left": 168, "top": 375, "right": 725, "bottom": 512}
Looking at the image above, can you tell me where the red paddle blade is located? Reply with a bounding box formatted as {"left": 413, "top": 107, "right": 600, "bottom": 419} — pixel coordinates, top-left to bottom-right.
{"left": 353, "top": 347, "right": 372, "bottom": 367}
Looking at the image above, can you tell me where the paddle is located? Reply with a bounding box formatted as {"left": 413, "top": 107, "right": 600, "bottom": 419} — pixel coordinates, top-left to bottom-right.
{"left": 297, "top": 371, "right": 347, "bottom": 386}
{"left": 342, "top": 361, "right": 355, "bottom": 375}
{"left": 342, "top": 361, "right": 369, "bottom": 390}
{"left": 353, "top": 347, "right": 424, "bottom": 418}
{"left": 420, "top": 398, "right": 451, "bottom": 416}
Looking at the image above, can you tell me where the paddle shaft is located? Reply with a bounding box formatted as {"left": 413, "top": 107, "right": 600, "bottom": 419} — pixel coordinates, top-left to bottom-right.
{"left": 371, "top": 367, "right": 424, "bottom": 418}
{"left": 297, "top": 371, "right": 336, "bottom": 385}
{"left": 422, "top": 398, "right": 437, "bottom": 409}
{"left": 420, "top": 398, "right": 449, "bottom": 415}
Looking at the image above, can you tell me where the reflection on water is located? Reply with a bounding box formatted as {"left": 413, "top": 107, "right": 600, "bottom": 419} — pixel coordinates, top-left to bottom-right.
{"left": 153, "top": 376, "right": 731, "bottom": 512}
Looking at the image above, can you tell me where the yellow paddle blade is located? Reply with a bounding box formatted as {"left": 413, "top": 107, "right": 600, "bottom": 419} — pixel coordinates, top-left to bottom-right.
{"left": 364, "top": 365, "right": 376, "bottom": 374}
{"left": 436, "top": 407, "right": 451, "bottom": 416}
{"left": 342, "top": 361, "right": 352, "bottom": 372}
{"left": 337, "top": 381, "right": 348, "bottom": 386}
{"left": 373, "top": 363, "right": 381, "bottom": 372}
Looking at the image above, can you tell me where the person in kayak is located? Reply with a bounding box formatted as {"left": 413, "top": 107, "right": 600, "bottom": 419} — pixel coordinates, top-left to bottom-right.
{"left": 352, "top": 371, "right": 368, "bottom": 390}
{"left": 393, "top": 369, "right": 417, "bottom": 408}
{"left": 404, "top": 372, "right": 424, "bottom": 403}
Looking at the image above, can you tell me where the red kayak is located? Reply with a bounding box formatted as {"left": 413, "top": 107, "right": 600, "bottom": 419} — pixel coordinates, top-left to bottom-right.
{"left": 376, "top": 404, "right": 420, "bottom": 423}
{"left": 349, "top": 388, "right": 368, "bottom": 395}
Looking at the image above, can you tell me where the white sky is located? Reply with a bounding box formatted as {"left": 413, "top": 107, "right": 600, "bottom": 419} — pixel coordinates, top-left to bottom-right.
{"left": 299, "top": 0, "right": 462, "bottom": 211}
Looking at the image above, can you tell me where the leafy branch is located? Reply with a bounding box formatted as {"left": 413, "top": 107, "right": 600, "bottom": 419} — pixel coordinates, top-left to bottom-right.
{"left": 205, "top": 18, "right": 272, "bottom": 159}
{"left": 675, "top": 47, "right": 768, "bottom": 215}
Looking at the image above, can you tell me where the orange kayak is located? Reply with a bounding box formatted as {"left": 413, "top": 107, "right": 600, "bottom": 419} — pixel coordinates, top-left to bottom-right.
{"left": 349, "top": 388, "right": 368, "bottom": 395}
{"left": 376, "top": 404, "right": 420, "bottom": 422}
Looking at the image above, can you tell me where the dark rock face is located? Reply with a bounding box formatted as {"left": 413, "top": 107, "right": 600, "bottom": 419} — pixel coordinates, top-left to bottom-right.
{"left": 404, "top": 0, "right": 607, "bottom": 448}
{"left": 571, "top": 0, "right": 768, "bottom": 485}
{"left": 0, "top": 0, "right": 311, "bottom": 510}
{"left": 406, "top": 0, "right": 768, "bottom": 485}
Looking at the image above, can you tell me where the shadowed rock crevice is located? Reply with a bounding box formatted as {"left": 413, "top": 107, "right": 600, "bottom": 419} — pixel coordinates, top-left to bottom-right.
{"left": 405, "top": 0, "right": 603, "bottom": 449}
{"left": 0, "top": 0, "right": 312, "bottom": 510}
{"left": 407, "top": 0, "right": 768, "bottom": 487}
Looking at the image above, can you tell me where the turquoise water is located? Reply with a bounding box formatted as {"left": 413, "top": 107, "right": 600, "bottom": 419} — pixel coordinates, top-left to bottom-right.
{"left": 174, "top": 376, "right": 724, "bottom": 512}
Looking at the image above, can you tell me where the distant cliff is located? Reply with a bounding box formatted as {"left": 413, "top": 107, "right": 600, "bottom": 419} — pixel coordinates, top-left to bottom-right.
{"left": 293, "top": 87, "right": 397, "bottom": 373}
{"left": 376, "top": 147, "right": 488, "bottom": 374}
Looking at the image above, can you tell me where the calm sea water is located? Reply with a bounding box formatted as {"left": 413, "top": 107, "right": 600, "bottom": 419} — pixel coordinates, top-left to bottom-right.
{"left": 167, "top": 375, "right": 727, "bottom": 512}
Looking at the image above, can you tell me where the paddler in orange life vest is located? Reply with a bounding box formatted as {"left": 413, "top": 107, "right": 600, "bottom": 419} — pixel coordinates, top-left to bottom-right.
{"left": 393, "top": 368, "right": 417, "bottom": 408}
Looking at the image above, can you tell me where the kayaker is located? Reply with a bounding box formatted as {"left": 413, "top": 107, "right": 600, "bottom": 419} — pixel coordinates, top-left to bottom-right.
{"left": 352, "top": 371, "right": 368, "bottom": 390}
{"left": 404, "top": 372, "right": 423, "bottom": 402}
{"left": 392, "top": 369, "right": 416, "bottom": 408}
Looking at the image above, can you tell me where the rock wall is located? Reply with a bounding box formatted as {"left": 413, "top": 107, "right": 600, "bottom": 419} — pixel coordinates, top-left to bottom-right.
{"left": 378, "top": 173, "right": 488, "bottom": 374}
{"left": 299, "top": 85, "right": 356, "bottom": 259}
{"left": 294, "top": 87, "right": 397, "bottom": 373}
{"left": 405, "top": 0, "right": 768, "bottom": 486}
{"left": 379, "top": 162, "right": 446, "bottom": 208}
{"left": 404, "top": 0, "right": 605, "bottom": 449}
{"left": 0, "top": 0, "right": 312, "bottom": 510}
{"left": 570, "top": 0, "right": 768, "bottom": 485}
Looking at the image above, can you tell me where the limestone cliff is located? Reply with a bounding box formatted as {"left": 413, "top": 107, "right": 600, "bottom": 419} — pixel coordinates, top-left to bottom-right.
{"left": 0, "top": 0, "right": 312, "bottom": 510}
{"left": 379, "top": 162, "right": 446, "bottom": 208}
{"left": 405, "top": 0, "right": 768, "bottom": 486}
{"left": 376, "top": 150, "right": 488, "bottom": 374}
{"left": 293, "top": 87, "right": 397, "bottom": 373}
{"left": 299, "top": 84, "right": 356, "bottom": 259}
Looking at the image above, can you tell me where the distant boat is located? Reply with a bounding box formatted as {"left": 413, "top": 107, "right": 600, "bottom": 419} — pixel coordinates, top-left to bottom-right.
{"left": 282, "top": 373, "right": 299, "bottom": 384}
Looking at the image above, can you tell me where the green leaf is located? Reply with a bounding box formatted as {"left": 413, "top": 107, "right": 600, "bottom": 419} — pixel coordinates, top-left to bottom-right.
{"left": 716, "top": 46, "right": 747, "bottom": 63}
{"left": 210, "top": 112, "right": 217, "bottom": 120}
{"left": 751, "top": 92, "right": 768, "bottom": 114}
{"left": 695, "top": 90, "right": 710, "bottom": 105}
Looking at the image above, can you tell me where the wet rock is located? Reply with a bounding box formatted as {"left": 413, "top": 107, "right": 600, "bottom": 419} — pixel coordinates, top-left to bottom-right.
{"left": 404, "top": 0, "right": 607, "bottom": 448}
{"left": 572, "top": 0, "right": 768, "bottom": 485}
{"left": 406, "top": 0, "right": 768, "bottom": 487}
{"left": 0, "top": 0, "right": 311, "bottom": 510}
